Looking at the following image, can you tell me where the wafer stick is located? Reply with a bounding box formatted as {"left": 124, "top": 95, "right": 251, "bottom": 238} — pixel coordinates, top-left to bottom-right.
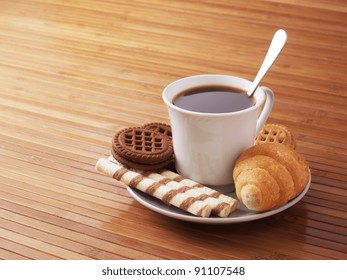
{"left": 108, "top": 156, "right": 237, "bottom": 217}
{"left": 96, "top": 158, "right": 212, "bottom": 217}
{"left": 140, "top": 171, "right": 236, "bottom": 217}
{"left": 158, "top": 169, "right": 238, "bottom": 211}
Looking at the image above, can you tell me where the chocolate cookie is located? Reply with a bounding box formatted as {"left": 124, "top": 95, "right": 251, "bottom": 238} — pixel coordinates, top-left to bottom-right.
{"left": 111, "top": 151, "right": 173, "bottom": 170}
{"left": 142, "top": 122, "right": 172, "bottom": 139}
{"left": 112, "top": 127, "right": 174, "bottom": 168}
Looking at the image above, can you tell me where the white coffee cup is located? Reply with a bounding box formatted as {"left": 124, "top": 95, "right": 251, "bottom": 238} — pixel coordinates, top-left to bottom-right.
{"left": 162, "top": 74, "right": 274, "bottom": 187}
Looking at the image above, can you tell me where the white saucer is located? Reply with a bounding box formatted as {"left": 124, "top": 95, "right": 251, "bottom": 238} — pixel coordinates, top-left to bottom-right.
{"left": 127, "top": 171, "right": 311, "bottom": 224}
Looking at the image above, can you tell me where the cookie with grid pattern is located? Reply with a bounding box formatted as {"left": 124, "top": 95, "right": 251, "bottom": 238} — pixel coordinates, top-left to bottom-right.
{"left": 255, "top": 123, "right": 296, "bottom": 149}
{"left": 142, "top": 122, "right": 172, "bottom": 139}
{"left": 112, "top": 127, "right": 173, "bottom": 165}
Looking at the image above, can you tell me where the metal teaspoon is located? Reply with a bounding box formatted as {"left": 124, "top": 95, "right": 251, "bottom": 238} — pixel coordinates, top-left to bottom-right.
{"left": 247, "top": 29, "right": 288, "bottom": 97}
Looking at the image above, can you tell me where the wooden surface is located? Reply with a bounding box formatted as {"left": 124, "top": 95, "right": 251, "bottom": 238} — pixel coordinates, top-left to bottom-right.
{"left": 0, "top": 0, "right": 346, "bottom": 260}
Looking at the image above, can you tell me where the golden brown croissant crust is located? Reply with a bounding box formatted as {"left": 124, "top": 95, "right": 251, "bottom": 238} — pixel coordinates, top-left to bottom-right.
{"left": 233, "top": 143, "right": 309, "bottom": 212}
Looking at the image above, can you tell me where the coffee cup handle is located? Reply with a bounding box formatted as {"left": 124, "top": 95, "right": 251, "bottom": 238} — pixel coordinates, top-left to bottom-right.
{"left": 255, "top": 86, "right": 275, "bottom": 135}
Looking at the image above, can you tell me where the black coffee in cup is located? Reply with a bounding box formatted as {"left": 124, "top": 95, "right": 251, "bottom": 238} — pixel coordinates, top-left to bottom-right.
{"left": 173, "top": 85, "right": 255, "bottom": 113}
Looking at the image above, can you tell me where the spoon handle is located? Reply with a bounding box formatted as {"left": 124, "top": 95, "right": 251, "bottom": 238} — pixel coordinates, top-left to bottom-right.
{"left": 247, "top": 29, "right": 287, "bottom": 97}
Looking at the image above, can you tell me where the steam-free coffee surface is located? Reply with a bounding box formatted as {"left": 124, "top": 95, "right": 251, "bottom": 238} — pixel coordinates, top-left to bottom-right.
{"left": 173, "top": 85, "right": 254, "bottom": 113}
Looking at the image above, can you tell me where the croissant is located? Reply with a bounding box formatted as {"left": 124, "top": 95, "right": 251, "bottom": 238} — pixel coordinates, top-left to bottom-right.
{"left": 233, "top": 143, "right": 309, "bottom": 212}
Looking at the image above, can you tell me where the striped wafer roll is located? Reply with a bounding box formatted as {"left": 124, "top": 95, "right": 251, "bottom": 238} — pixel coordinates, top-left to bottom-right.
{"left": 158, "top": 169, "right": 238, "bottom": 212}
{"left": 108, "top": 155, "right": 237, "bottom": 217}
{"left": 95, "top": 158, "right": 212, "bottom": 217}
{"left": 141, "top": 171, "right": 236, "bottom": 217}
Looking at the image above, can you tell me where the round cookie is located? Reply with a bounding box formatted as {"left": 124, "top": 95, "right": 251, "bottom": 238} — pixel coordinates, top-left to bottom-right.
{"left": 142, "top": 122, "right": 172, "bottom": 139}
{"left": 111, "top": 149, "right": 173, "bottom": 170}
{"left": 112, "top": 127, "right": 174, "bottom": 165}
{"left": 255, "top": 123, "right": 296, "bottom": 149}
